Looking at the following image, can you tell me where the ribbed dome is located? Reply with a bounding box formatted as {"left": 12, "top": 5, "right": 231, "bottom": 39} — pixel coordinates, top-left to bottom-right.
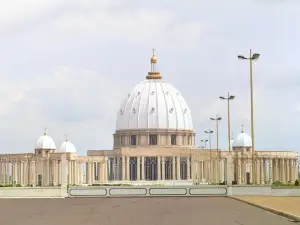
{"left": 59, "top": 140, "right": 76, "bottom": 153}
{"left": 116, "top": 79, "right": 193, "bottom": 131}
{"left": 35, "top": 130, "right": 56, "bottom": 150}
{"left": 232, "top": 131, "right": 252, "bottom": 148}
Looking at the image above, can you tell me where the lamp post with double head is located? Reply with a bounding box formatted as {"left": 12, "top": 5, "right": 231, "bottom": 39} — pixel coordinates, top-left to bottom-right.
{"left": 210, "top": 116, "right": 222, "bottom": 183}
{"left": 238, "top": 49, "right": 260, "bottom": 183}
{"left": 219, "top": 93, "right": 235, "bottom": 151}
{"left": 204, "top": 129, "right": 214, "bottom": 183}
{"left": 201, "top": 139, "right": 208, "bottom": 149}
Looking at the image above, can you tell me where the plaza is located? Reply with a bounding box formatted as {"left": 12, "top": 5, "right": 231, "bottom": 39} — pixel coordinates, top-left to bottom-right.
{"left": 0, "top": 197, "right": 297, "bottom": 225}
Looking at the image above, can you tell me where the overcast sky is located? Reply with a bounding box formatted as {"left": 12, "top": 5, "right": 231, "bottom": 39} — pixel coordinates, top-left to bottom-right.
{"left": 0, "top": 0, "right": 299, "bottom": 155}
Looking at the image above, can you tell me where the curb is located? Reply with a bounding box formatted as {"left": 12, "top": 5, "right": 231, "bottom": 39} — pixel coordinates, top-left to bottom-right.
{"left": 230, "top": 196, "right": 300, "bottom": 222}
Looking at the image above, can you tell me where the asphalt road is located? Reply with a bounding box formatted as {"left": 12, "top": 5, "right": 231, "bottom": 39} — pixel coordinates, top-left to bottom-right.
{"left": 0, "top": 197, "right": 297, "bottom": 225}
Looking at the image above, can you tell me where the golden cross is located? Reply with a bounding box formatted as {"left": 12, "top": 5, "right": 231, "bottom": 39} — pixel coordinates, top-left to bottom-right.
{"left": 152, "top": 48, "right": 156, "bottom": 56}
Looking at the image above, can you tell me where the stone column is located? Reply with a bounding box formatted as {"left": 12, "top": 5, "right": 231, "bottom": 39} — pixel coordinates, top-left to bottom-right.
{"left": 177, "top": 157, "right": 181, "bottom": 180}
{"left": 162, "top": 156, "right": 165, "bottom": 180}
{"left": 187, "top": 157, "right": 190, "bottom": 180}
{"left": 0, "top": 160, "right": 3, "bottom": 184}
{"left": 293, "top": 159, "right": 297, "bottom": 182}
{"left": 91, "top": 162, "right": 95, "bottom": 184}
{"left": 260, "top": 158, "right": 264, "bottom": 184}
{"left": 286, "top": 159, "right": 290, "bottom": 183}
{"left": 226, "top": 153, "right": 233, "bottom": 186}
{"left": 269, "top": 158, "right": 273, "bottom": 184}
{"left": 199, "top": 160, "right": 203, "bottom": 182}
{"left": 60, "top": 154, "right": 67, "bottom": 187}
{"left": 115, "top": 157, "right": 119, "bottom": 181}
{"left": 126, "top": 156, "right": 130, "bottom": 181}
{"left": 157, "top": 157, "right": 161, "bottom": 180}
{"left": 280, "top": 158, "right": 284, "bottom": 183}
{"left": 237, "top": 158, "right": 242, "bottom": 184}
{"left": 88, "top": 162, "right": 92, "bottom": 185}
{"left": 104, "top": 157, "right": 108, "bottom": 183}
{"left": 137, "top": 157, "right": 141, "bottom": 181}
{"left": 274, "top": 159, "right": 278, "bottom": 182}
{"left": 141, "top": 156, "right": 145, "bottom": 181}
{"left": 97, "top": 162, "right": 101, "bottom": 182}
{"left": 32, "top": 160, "right": 36, "bottom": 186}
{"left": 20, "top": 161, "right": 24, "bottom": 186}
{"left": 172, "top": 156, "right": 176, "bottom": 180}
{"left": 52, "top": 160, "right": 56, "bottom": 186}
{"left": 122, "top": 156, "right": 126, "bottom": 181}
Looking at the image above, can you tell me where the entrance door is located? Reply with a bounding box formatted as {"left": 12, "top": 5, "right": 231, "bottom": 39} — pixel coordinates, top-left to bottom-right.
{"left": 38, "top": 174, "right": 42, "bottom": 186}
{"left": 246, "top": 172, "right": 250, "bottom": 184}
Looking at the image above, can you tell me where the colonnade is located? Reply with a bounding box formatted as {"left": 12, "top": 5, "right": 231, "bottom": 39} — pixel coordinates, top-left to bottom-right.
{"left": 0, "top": 155, "right": 298, "bottom": 186}
{"left": 234, "top": 157, "right": 298, "bottom": 184}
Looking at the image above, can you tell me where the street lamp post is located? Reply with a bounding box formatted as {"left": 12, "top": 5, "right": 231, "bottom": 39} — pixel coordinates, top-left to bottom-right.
{"left": 219, "top": 93, "right": 235, "bottom": 151}
{"left": 201, "top": 139, "right": 208, "bottom": 149}
{"left": 238, "top": 49, "right": 260, "bottom": 183}
{"left": 204, "top": 129, "right": 214, "bottom": 183}
{"left": 210, "top": 116, "right": 222, "bottom": 184}
{"left": 201, "top": 139, "right": 208, "bottom": 183}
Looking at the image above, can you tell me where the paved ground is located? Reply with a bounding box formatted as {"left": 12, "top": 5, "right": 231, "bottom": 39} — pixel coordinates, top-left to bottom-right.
{"left": 234, "top": 196, "right": 300, "bottom": 217}
{"left": 0, "top": 197, "right": 297, "bottom": 225}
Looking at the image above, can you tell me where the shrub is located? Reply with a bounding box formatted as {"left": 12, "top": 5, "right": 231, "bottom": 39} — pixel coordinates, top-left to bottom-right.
{"left": 295, "top": 179, "right": 299, "bottom": 186}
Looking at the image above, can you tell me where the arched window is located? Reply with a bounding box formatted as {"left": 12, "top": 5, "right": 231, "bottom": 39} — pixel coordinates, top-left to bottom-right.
{"left": 171, "top": 135, "right": 176, "bottom": 145}
{"left": 131, "top": 135, "right": 137, "bottom": 146}
{"left": 149, "top": 134, "right": 157, "bottom": 145}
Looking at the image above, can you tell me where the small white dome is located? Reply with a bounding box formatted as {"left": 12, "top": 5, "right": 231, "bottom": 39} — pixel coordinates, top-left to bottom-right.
{"left": 59, "top": 140, "right": 76, "bottom": 153}
{"left": 232, "top": 130, "right": 252, "bottom": 148}
{"left": 35, "top": 130, "right": 56, "bottom": 150}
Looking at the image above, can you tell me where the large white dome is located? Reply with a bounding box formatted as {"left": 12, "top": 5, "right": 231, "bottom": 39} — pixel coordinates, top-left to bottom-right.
{"left": 35, "top": 130, "right": 56, "bottom": 150}
{"left": 59, "top": 139, "right": 76, "bottom": 153}
{"left": 116, "top": 79, "right": 193, "bottom": 131}
{"left": 232, "top": 130, "right": 252, "bottom": 148}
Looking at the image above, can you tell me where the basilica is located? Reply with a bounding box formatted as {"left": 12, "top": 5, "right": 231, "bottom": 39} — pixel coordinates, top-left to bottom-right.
{"left": 0, "top": 52, "right": 298, "bottom": 187}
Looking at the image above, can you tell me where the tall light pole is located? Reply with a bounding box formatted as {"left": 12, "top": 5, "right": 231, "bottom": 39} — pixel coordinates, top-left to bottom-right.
{"left": 220, "top": 93, "right": 235, "bottom": 152}
{"left": 201, "top": 139, "right": 208, "bottom": 183}
{"left": 238, "top": 49, "right": 260, "bottom": 183}
{"left": 210, "top": 115, "right": 222, "bottom": 184}
{"left": 204, "top": 129, "right": 214, "bottom": 183}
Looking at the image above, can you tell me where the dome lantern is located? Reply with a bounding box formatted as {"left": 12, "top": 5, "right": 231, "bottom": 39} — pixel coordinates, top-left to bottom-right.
{"left": 146, "top": 48, "right": 162, "bottom": 80}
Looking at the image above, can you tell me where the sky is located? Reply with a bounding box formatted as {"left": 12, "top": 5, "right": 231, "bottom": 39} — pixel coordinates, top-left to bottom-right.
{"left": 0, "top": 0, "right": 300, "bottom": 155}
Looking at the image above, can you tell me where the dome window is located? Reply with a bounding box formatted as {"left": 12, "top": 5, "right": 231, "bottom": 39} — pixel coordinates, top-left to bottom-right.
{"left": 165, "top": 91, "right": 169, "bottom": 95}
{"left": 120, "top": 109, "right": 124, "bottom": 115}
{"left": 151, "top": 91, "right": 155, "bottom": 95}
{"left": 132, "top": 108, "right": 136, "bottom": 113}
{"left": 169, "top": 108, "right": 174, "bottom": 113}
{"left": 137, "top": 92, "right": 140, "bottom": 96}
{"left": 184, "top": 108, "right": 187, "bottom": 114}
{"left": 151, "top": 107, "right": 155, "bottom": 112}
{"left": 128, "top": 93, "right": 131, "bottom": 97}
